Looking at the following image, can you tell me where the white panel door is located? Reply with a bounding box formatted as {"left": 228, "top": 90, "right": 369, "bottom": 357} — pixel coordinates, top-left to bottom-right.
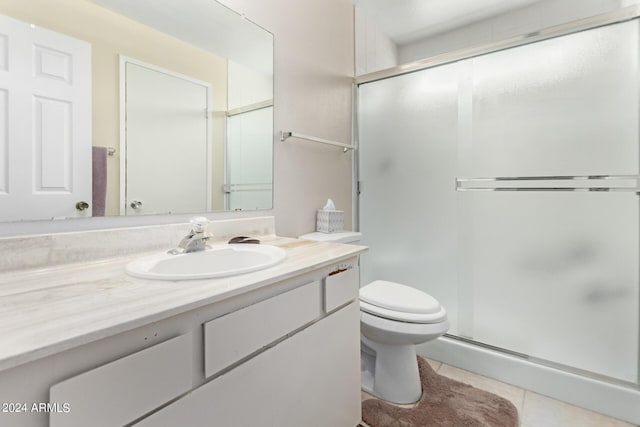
{"left": 122, "top": 59, "right": 210, "bottom": 215}
{"left": 0, "top": 14, "right": 92, "bottom": 221}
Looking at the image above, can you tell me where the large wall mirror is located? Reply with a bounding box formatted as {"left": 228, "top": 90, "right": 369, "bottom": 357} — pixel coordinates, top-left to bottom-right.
{"left": 0, "top": 0, "right": 273, "bottom": 223}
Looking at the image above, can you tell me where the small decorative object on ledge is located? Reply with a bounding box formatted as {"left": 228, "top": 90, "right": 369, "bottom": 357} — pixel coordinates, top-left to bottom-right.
{"left": 316, "top": 198, "right": 344, "bottom": 233}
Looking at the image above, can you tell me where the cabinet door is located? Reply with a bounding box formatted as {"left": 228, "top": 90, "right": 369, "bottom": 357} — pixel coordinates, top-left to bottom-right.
{"left": 135, "top": 303, "right": 361, "bottom": 427}
{"left": 324, "top": 262, "right": 359, "bottom": 312}
{"left": 49, "top": 333, "right": 193, "bottom": 427}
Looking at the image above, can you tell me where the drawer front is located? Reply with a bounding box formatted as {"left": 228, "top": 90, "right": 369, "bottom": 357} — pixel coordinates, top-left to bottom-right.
{"left": 50, "top": 333, "right": 193, "bottom": 427}
{"left": 325, "top": 263, "right": 359, "bottom": 312}
{"left": 204, "top": 280, "right": 322, "bottom": 378}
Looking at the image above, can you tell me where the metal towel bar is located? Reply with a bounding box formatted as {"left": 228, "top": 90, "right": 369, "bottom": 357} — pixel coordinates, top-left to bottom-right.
{"left": 280, "top": 131, "right": 354, "bottom": 152}
{"left": 223, "top": 183, "right": 272, "bottom": 194}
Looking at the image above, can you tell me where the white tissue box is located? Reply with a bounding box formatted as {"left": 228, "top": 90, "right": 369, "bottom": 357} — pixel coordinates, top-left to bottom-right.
{"left": 316, "top": 210, "right": 344, "bottom": 233}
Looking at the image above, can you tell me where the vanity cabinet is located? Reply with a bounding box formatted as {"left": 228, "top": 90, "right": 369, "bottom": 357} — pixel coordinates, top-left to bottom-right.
{"left": 136, "top": 264, "right": 361, "bottom": 426}
{"left": 0, "top": 256, "right": 362, "bottom": 427}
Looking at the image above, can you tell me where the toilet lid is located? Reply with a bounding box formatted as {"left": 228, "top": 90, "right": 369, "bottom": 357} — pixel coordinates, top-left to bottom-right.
{"left": 359, "top": 280, "right": 447, "bottom": 323}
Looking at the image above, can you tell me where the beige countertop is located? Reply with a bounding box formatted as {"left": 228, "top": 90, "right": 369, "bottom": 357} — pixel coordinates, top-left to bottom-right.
{"left": 0, "top": 236, "right": 366, "bottom": 373}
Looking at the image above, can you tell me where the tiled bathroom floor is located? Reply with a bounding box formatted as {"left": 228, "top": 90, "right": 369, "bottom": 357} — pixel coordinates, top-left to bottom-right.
{"left": 360, "top": 359, "right": 637, "bottom": 427}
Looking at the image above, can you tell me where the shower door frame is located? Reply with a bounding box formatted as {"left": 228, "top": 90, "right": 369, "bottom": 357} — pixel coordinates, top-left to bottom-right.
{"left": 355, "top": 5, "right": 640, "bottom": 86}
{"left": 353, "top": 5, "right": 640, "bottom": 424}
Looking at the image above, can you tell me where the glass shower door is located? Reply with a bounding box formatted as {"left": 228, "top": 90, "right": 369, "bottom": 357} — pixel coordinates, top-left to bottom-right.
{"left": 458, "top": 20, "right": 639, "bottom": 383}
{"left": 358, "top": 18, "right": 639, "bottom": 384}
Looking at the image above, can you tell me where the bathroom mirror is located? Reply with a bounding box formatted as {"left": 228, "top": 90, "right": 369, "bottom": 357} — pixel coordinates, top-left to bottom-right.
{"left": 0, "top": 0, "right": 273, "bottom": 223}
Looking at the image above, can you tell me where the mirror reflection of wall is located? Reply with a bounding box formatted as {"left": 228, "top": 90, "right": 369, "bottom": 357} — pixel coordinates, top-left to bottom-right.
{"left": 0, "top": 0, "right": 273, "bottom": 223}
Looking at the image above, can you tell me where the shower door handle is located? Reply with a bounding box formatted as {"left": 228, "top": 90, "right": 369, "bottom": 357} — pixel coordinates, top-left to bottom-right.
{"left": 455, "top": 174, "right": 640, "bottom": 192}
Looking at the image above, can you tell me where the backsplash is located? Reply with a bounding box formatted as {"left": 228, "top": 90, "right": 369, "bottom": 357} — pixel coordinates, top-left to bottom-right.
{"left": 0, "top": 217, "right": 276, "bottom": 273}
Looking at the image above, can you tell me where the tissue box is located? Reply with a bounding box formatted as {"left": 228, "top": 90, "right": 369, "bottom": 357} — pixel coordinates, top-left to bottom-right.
{"left": 316, "top": 209, "right": 344, "bottom": 233}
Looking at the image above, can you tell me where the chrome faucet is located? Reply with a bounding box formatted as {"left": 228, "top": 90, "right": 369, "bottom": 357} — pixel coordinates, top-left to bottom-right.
{"left": 168, "top": 217, "right": 212, "bottom": 254}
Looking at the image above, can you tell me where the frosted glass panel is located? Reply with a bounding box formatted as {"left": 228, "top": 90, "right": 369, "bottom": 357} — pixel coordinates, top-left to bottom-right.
{"left": 465, "top": 21, "right": 639, "bottom": 177}
{"left": 358, "top": 63, "right": 461, "bottom": 333}
{"left": 463, "top": 20, "right": 640, "bottom": 382}
{"left": 463, "top": 192, "right": 638, "bottom": 382}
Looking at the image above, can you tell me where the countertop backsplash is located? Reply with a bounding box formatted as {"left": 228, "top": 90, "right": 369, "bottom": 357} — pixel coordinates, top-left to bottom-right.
{"left": 0, "top": 217, "right": 277, "bottom": 274}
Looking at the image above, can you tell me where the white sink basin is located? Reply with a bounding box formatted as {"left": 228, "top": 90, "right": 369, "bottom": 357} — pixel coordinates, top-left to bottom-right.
{"left": 126, "top": 244, "right": 287, "bottom": 280}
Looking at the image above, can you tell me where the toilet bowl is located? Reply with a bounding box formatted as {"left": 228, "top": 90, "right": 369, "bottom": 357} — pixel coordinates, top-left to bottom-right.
{"left": 298, "top": 231, "right": 449, "bottom": 404}
{"left": 360, "top": 280, "right": 449, "bottom": 404}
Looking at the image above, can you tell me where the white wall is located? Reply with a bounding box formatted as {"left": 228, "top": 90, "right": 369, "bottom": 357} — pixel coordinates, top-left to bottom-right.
{"left": 219, "top": 0, "right": 355, "bottom": 238}
{"left": 399, "top": 0, "right": 628, "bottom": 63}
{"left": 355, "top": 6, "right": 398, "bottom": 76}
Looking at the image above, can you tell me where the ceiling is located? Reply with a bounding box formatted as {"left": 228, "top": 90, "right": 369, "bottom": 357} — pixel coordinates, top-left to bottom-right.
{"left": 354, "top": 0, "right": 545, "bottom": 45}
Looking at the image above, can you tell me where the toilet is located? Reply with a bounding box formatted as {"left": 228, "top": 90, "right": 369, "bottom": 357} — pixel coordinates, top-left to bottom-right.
{"left": 299, "top": 231, "right": 449, "bottom": 404}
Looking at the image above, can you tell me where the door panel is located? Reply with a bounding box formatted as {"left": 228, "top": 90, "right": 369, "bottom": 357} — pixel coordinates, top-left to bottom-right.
{"left": 123, "top": 60, "right": 209, "bottom": 215}
{"left": 0, "top": 88, "right": 7, "bottom": 193}
{"left": 462, "top": 19, "right": 640, "bottom": 383}
{"left": 34, "top": 97, "right": 71, "bottom": 191}
{"left": 0, "top": 14, "right": 91, "bottom": 221}
{"left": 463, "top": 192, "right": 639, "bottom": 382}
{"left": 464, "top": 21, "right": 639, "bottom": 178}
{"left": 358, "top": 62, "right": 461, "bottom": 333}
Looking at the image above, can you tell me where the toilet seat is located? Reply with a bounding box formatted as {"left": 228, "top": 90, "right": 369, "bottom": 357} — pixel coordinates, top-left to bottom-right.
{"left": 360, "top": 280, "right": 447, "bottom": 324}
{"left": 360, "top": 301, "right": 446, "bottom": 323}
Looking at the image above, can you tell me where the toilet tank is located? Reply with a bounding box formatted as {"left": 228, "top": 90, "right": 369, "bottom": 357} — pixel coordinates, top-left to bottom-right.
{"left": 298, "top": 231, "right": 362, "bottom": 244}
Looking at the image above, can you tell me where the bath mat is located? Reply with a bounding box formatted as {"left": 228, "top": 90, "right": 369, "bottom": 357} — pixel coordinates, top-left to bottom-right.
{"left": 361, "top": 357, "right": 519, "bottom": 427}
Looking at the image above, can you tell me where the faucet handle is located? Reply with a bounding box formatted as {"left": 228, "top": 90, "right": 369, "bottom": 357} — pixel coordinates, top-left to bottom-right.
{"left": 190, "top": 216, "right": 209, "bottom": 233}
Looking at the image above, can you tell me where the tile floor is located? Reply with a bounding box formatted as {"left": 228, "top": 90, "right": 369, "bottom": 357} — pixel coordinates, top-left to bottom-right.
{"left": 361, "top": 359, "right": 638, "bottom": 427}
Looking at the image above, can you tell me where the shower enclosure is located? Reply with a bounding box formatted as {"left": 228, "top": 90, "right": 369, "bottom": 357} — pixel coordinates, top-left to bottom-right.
{"left": 357, "top": 9, "right": 639, "bottom": 422}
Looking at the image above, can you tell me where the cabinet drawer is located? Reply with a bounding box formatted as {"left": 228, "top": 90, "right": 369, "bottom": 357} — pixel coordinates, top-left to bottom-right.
{"left": 204, "top": 280, "right": 322, "bottom": 378}
{"left": 325, "top": 263, "right": 359, "bottom": 312}
{"left": 50, "top": 333, "right": 193, "bottom": 427}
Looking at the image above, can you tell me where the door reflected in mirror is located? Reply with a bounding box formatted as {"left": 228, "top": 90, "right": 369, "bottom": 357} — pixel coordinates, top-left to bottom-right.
{"left": 0, "top": 0, "right": 273, "bottom": 223}
{"left": 121, "top": 58, "right": 213, "bottom": 216}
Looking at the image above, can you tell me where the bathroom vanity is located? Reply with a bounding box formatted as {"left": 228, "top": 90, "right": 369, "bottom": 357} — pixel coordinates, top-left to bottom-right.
{"left": 0, "top": 218, "right": 366, "bottom": 427}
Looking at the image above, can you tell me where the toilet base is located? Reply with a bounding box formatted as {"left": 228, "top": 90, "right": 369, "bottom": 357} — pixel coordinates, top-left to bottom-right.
{"left": 361, "top": 335, "right": 422, "bottom": 404}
